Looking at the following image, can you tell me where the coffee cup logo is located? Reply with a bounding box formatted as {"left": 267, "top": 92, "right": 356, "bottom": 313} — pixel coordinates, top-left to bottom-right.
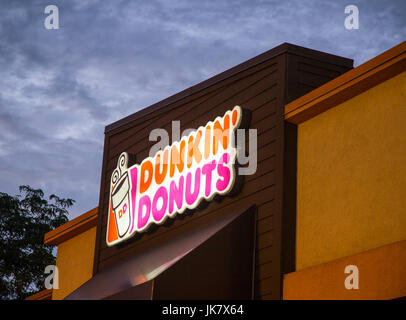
{"left": 110, "top": 153, "right": 132, "bottom": 238}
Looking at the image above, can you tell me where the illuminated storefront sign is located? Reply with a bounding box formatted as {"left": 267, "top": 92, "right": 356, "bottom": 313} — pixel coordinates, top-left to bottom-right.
{"left": 106, "top": 106, "right": 242, "bottom": 246}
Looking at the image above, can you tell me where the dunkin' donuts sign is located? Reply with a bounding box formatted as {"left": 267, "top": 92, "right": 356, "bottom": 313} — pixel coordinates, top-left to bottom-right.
{"left": 106, "top": 106, "right": 242, "bottom": 246}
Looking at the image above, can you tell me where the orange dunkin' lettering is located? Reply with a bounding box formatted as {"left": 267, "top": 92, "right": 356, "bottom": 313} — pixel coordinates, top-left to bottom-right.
{"left": 155, "top": 149, "right": 168, "bottom": 185}
{"left": 170, "top": 140, "right": 185, "bottom": 178}
{"left": 140, "top": 160, "right": 153, "bottom": 194}
{"left": 187, "top": 130, "right": 202, "bottom": 168}
{"left": 212, "top": 114, "right": 230, "bottom": 156}
{"left": 232, "top": 108, "right": 238, "bottom": 126}
{"left": 204, "top": 125, "right": 211, "bottom": 160}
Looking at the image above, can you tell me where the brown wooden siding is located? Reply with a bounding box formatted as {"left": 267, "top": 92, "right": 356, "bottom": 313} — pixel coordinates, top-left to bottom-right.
{"left": 93, "top": 43, "right": 353, "bottom": 300}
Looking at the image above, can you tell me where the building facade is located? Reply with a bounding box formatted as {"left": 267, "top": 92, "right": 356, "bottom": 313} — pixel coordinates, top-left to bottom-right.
{"left": 27, "top": 41, "right": 406, "bottom": 300}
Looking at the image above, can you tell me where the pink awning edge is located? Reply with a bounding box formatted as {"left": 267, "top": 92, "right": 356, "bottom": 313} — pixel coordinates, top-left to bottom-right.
{"left": 65, "top": 204, "right": 254, "bottom": 300}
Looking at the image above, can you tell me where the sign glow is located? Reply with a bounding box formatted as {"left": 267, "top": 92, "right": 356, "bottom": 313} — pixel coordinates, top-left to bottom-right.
{"left": 106, "top": 106, "right": 242, "bottom": 246}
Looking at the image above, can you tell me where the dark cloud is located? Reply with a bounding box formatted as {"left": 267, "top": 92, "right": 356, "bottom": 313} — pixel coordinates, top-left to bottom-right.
{"left": 0, "top": 0, "right": 405, "bottom": 218}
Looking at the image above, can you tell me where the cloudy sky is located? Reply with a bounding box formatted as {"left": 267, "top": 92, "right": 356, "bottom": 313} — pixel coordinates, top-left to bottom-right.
{"left": 0, "top": 0, "right": 405, "bottom": 219}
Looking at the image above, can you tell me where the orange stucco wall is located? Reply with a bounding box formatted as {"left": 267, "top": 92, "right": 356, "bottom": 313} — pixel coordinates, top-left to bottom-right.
{"left": 283, "top": 239, "right": 406, "bottom": 300}
{"left": 52, "top": 227, "right": 96, "bottom": 300}
{"left": 296, "top": 71, "right": 406, "bottom": 270}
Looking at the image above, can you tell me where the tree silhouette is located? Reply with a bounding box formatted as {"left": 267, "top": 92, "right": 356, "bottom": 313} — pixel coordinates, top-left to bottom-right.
{"left": 0, "top": 185, "right": 74, "bottom": 299}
